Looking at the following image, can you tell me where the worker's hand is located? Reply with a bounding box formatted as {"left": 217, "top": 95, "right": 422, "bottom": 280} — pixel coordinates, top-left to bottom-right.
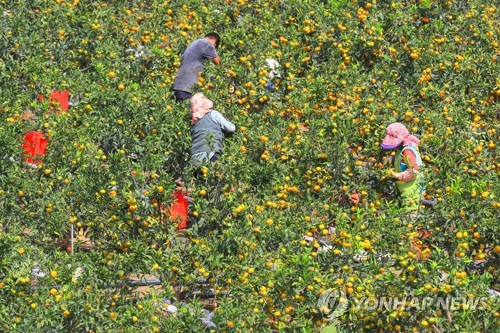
{"left": 386, "top": 169, "right": 399, "bottom": 179}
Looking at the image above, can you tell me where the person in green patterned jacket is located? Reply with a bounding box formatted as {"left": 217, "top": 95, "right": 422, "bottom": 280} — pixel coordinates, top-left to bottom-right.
{"left": 381, "top": 123, "right": 424, "bottom": 217}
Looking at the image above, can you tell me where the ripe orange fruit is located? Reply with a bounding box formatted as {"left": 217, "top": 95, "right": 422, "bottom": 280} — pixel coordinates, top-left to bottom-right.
{"left": 117, "top": 84, "right": 125, "bottom": 91}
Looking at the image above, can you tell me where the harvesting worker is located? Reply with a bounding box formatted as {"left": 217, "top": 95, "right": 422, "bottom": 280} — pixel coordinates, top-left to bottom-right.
{"left": 381, "top": 123, "right": 424, "bottom": 217}
{"left": 190, "top": 93, "right": 235, "bottom": 166}
{"left": 172, "top": 33, "right": 221, "bottom": 101}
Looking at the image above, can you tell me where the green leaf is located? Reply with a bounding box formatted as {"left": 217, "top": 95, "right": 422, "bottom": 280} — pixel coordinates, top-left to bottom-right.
{"left": 321, "top": 324, "right": 339, "bottom": 333}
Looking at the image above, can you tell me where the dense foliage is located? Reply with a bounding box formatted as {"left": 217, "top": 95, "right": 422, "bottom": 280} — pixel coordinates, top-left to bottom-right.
{"left": 0, "top": 0, "right": 498, "bottom": 332}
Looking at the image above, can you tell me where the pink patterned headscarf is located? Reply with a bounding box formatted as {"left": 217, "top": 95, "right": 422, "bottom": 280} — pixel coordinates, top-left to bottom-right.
{"left": 190, "top": 93, "right": 213, "bottom": 125}
{"left": 381, "top": 123, "right": 420, "bottom": 149}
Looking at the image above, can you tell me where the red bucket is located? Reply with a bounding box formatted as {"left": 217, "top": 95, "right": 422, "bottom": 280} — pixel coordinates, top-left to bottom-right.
{"left": 23, "top": 131, "right": 48, "bottom": 165}
{"left": 49, "top": 90, "right": 69, "bottom": 112}
{"left": 168, "top": 191, "right": 189, "bottom": 229}
{"left": 38, "top": 90, "right": 70, "bottom": 113}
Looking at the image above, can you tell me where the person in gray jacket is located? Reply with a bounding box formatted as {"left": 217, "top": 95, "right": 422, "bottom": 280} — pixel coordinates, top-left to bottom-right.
{"left": 189, "top": 93, "right": 235, "bottom": 166}
{"left": 172, "top": 33, "right": 221, "bottom": 101}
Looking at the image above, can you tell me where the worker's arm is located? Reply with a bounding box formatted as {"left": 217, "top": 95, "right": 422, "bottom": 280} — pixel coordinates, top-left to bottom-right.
{"left": 203, "top": 42, "right": 220, "bottom": 66}
{"left": 390, "top": 149, "right": 419, "bottom": 182}
{"left": 211, "top": 111, "right": 235, "bottom": 133}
